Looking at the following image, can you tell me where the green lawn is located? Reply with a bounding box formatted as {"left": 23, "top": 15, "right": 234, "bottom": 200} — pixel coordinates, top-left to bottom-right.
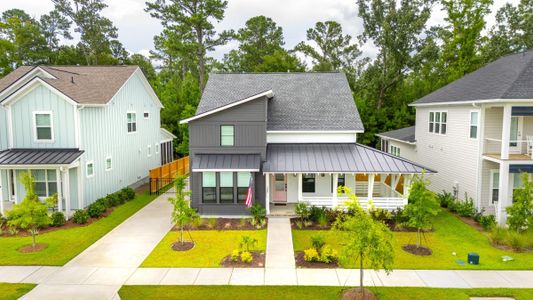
{"left": 118, "top": 286, "right": 533, "bottom": 300}
{"left": 141, "top": 230, "right": 267, "bottom": 267}
{"left": 293, "top": 210, "right": 533, "bottom": 269}
{"left": 0, "top": 191, "right": 158, "bottom": 266}
{"left": 0, "top": 283, "right": 36, "bottom": 300}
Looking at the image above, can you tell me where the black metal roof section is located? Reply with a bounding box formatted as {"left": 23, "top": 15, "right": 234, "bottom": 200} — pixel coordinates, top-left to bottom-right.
{"left": 197, "top": 72, "right": 364, "bottom": 131}
{"left": 412, "top": 50, "right": 533, "bottom": 105}
{"left": 263, "top": 143, "right": 435, "bottom": 174}
{"left": 0, "top": 149, "right": 84, "bottom": 165}
{"left": 376, "top": 126, "right": 416, "bottom": 144}
{"left": 192, "top": 154, "right": 261, "bottom": 172}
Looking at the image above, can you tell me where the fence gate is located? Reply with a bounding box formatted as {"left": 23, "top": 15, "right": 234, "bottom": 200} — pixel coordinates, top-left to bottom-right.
{"left": 149, "top": 156, "right": 189, "bottom": 194}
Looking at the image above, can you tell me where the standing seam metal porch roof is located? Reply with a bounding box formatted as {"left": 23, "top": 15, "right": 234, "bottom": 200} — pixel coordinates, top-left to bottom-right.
{"left": 263, "top": 143, "right": 434, "bottom": 173}
{"left": 192, "top": 154, "right": 261, "bottom": 171}
{"left": 0, "top": 149, "right": 84, "bottom": 165}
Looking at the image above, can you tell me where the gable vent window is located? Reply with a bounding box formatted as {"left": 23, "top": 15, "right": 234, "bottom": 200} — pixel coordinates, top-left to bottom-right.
{"left": 34, "top": 112, "right": 53, "bottom": 141}
{"left": 144, "top": 112, "right": 150, "bottom": 119}
{"left": 429, "top": 111, "right": 447, "bottom": 135}
{"left": 127, "top": 112, "right": 137, "bottom": 133}
{"left": 105, "top": 156, "right": 112, "bottom": 171}
{"left": 390, "top": 145, "right": 401, "bottom": 157}
{"left": 220, "top": 125, "right": 234, "bottom": 146}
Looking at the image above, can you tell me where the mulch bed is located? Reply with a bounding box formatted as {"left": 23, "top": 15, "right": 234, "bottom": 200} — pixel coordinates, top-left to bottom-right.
{"left": 294, "top": 251, "right": 338, "bottom": 268}
{"left": 402, "top": 244, "right": 433, "bottom": 256}
{"left": 341, "top": 288, "right": 378, "bottom": 300}
{"left": 18, "top": 243, "right": 48, "bottom": 253}
{"left": 0, "top": 208, "right": 113, "bottom": 238}
{"left": 220, "top": 251, "right": 265, "bottom": 268}
{"left": 181, "top": 218, "right": 267, "bottom": 231}
{"left": 172, "top": 241, "right": 195, "bottom": 251}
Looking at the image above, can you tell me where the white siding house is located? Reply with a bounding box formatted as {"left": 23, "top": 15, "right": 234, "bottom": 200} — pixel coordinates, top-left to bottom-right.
{"left": 0, "top": 66, "right": 174, "bottom": 217}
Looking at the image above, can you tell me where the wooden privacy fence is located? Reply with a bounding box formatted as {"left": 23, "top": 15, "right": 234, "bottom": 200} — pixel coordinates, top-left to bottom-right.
{"left": 149, "top": 156, "right": 189, "bottom": 194}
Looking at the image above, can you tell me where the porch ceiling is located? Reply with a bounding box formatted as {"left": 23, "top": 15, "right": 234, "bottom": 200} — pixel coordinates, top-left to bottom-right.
{"left": 263, "top": 143, "right": 435, "bottom": 174}
{"left": 0, "top": 148, "right": 84, "bottom": 166}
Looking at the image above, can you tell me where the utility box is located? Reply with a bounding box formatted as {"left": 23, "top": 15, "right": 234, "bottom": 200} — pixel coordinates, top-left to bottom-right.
{"left": 468, "top": 252, "right": 479, "bottom": 265}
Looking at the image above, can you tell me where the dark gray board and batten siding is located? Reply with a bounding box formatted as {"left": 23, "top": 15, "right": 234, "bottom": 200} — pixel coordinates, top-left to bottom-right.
{"left": 188, "top": 97, "right": 268, "bottom": 215}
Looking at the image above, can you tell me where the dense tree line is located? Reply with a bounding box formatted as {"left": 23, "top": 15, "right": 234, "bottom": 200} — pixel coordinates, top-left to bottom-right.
{"left": 1, "top": 0, "right": 531, "bottom": 154}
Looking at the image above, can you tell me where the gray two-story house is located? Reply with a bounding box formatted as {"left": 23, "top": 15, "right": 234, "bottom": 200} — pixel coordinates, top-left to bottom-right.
{"left": 181, "top": 72, "right": 433, "bottom": 216}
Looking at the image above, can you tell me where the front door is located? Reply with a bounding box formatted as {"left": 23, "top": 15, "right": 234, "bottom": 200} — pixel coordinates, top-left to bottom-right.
{"left": 272, "top": 174, "right": 287, "bottom": 202}
{"left": 510, "top": 116, "right": 524, "bottom": 153}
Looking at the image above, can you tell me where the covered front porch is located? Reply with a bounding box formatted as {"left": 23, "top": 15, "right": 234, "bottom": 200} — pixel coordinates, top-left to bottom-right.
{"left": 263, "top": 143, "right": 433, "bottom": 215}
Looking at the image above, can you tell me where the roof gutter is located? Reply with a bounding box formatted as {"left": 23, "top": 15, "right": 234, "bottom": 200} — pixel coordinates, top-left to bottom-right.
{"left": 375, "top": 134, "right": 417, "bottom": 145}
{"left": 409, "top": 98, "right": 533, "bottom": 107}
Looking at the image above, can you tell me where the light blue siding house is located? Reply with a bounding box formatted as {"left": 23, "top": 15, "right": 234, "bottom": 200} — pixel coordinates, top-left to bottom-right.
{"left": 0, "top": 66, "right": 175, "bottom": 216}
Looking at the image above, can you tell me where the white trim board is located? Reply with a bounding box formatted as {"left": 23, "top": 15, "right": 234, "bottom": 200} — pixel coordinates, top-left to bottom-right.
{"left": 179, "top": 90, "right": 274, "bottom": 124}
{"left": 375, "top": 135, "right": 416, "bottom": 145}
{"left": 193, "top": 169, "right": 260, "bottom": 172}
{"left": 410, "top": 98, "right": 533, "bottom": 107}
{"left": 2, "top": 77, "right": 78, "bottom": 107}
{"left": 0, "top": 67, "right": 56, "bottom": 101}
{"left": 267, "top": 131, "right": 358, "bottom": 143}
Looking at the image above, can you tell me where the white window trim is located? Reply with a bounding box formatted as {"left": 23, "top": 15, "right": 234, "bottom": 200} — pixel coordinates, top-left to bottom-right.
{"left": 127, "top": 111, "right": 137, "bottom": 134}
{"left": 489, "top": 169, "right": 498, "bottom": 207}
{"left": 33, "top": 111, "right": 55, "bottom": 143}
{"left": 155, "top": 143, "right": 160, "bottom": 154}
{"left": 147, "top": 145, "right": 152, "bottom": 157}
{"left": 105, "top": 156, "right": 112, "bottom": 172}
{"left": 428, "top": 111, "right": 448, "bottom": 135}
{"left": 143, "top": 111, "right": 150, "bottom": 119}
{"left": 469, "top": 110, "right": 480, "bottom": 140}
{"left": 86, "top": 161, "right": 95, "bottom": 178}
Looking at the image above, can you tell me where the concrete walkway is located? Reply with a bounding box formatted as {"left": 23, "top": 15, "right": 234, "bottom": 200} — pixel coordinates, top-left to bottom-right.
{"left": 4, "top": 266, "right": 533, "bottom": 288}
{"left": 265, "top": 217, "right": 296, "bottom": 269}
{"left": 20, "top": 190, "right": 175, "bottom": 300}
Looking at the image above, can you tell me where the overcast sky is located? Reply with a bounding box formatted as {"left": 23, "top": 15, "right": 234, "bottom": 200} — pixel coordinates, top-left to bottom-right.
{"left": 0, "top": 0, "right": 518, "bottom": 62}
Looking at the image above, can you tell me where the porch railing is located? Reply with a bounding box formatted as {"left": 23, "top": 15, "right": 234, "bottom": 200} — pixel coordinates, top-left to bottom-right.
{"left": 300, "top": 196, "right": 407, "bottom": 211}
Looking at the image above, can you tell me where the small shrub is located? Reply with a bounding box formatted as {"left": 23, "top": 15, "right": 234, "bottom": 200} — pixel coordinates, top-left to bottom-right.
{"left": 72, "top": 210, "right": 90, "bottom": 224}
{"left": 295, "top": 220, "right": 304, "bottom": 229}
{"left": 490, "top": 227, "right": 508, "bottom": 246}
{"left": 240, "top": 251, "right": 253, "bottom": 263}
{"left": 295, "top": 202, "right": 311, "bottom": 222}
{"left": 95, "top": 198, "right": 107, "bottom": 208}
{"left": 507, "top": 231, "right": 526, "bottom": 251}
{"left": 309, "top": 206, "right": 327, "bottom": 223}
{"left": 304, "top": 248, "right": 319, "bottom": 262}
{"left": 87, "top": 202, "right": 106, "bottom": 218}
{"left": 191, "top": 217, "right": 204, "bottom": 228}
{"left": 317, "top": 213, "right": 329, "bottom": 228}
{"left": 479, "top": 214, "right": 496, "bottom": 231}
{"left": 391, "top": 207, "right": 409, "bottom": 225}
{"left": 473, "top": 208, "right": 485, "bottom": 223}
{"left": 455, "top": 193, "right": 475, "bottom": 217}
{"left": 319, "top": 245, "right": 338, "bottom": 263}
{"left": 50, "top": 211, "right": 66, "bottom": 227}
{"left": 249, "top": 204, "right": 266, "bottom": 223}
{"left": 255, "top": 218, "right": 266, "bottom": 229}
{"left": 8, "top": 226, "right": 19, "bottom": 236}
{"left": 369, "top": 207, "right": 392, "bottom": 224}
{"left": 304, "top": 220, "right": 313, "bottom": 228}
{"left": 326, "top": 208, "right": 342, "bottom": 224}
{"left": 437, "top": 190, "right": 455, "bottom": 208}
{"left": 206, "top": 218, "right": 217, "bottom": 229}
{"left": 310, "top": 234, "right": 325, "bottom": 251}
{"left": 105, "top": 194, "right": 120, "bottom": 207}
{"left": 121, "top": 187, "right": 136, "bottom": 201}
{"left": 0, "top": 212, "right": 6, "bottom": 227}
{"left": 231, "top": 249, "right": 240, "bottom": 262}
{"left": 240, "top": 235, "right": 258, "bottom": 252}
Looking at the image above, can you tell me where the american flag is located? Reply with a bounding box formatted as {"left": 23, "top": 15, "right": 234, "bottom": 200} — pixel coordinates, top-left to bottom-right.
{"left": 245, "top": 174, "right": 254, "bottom": 208}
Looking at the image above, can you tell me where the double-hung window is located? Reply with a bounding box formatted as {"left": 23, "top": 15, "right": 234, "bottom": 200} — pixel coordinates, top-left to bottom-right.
{"left": 490, "top": 170, "right": 499, "bottom": 205}
{"left": 470, "top": 111, "right": 479, "bottom": 139}
{"left": 105, "top": 156, "right": 112, "bottom": 171}
{"left": 237, "top": 172, "right": 251, "bottom": 203}
{"left": 127, "top": 112, "right": 137, "bottom": 133}
{"left": 86, "top": 161, "right": 94, "bottom": 178}
{"left": 220, "top": 125, "right": 234, "bottom": 146}
{"left": 429, "top": 112, "right": 447, "bottom": 134}
{"left": 34, "top": 112, "right": 53, "bottom": 141}
{"left": 302, "top": 174, "right": 316, "bottom": 193}
{"left": 219, "top": 172, "right": 234, "bottom": 203}
{"left": 202, "top": 172, "right": 216, "bottom": 203}
{"left": 31, "top": 170, "right": 57, "bottom": 197}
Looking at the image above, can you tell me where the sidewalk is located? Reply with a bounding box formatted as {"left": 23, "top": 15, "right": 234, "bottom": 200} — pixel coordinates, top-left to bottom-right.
{"left": 20, "top": 190, "right": 175, "bottom": 300}
{"left": 4, "top": 266, "right": 533, "bottom": 288}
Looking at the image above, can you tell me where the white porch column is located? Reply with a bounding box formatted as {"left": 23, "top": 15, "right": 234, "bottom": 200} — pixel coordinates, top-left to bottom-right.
{"left": 497, "top": 162, "right": 510, "bottom": 224}
{"left": 12, "top": 171, "right": 18, "bottom": 204}
{"left": 367, "top": 174, "right": 375, "bottom": 200}
{"left": 403, "top": 174, "right": 413, "bottom": 205}
{"left": 332, "top": 173, "right": 338, "bottom": 207}
{"left": 0, "top": 170, "right": 4, "bottom": 214}
{"left": 265, "top": 174, "right": 270, "bottom": 215}
{"left": 391, "top": 174, "right": 401, "bottom": 195}
{"left": 297, "top": 173, "right": 303, "bottom": 202}
{"left": 56, "top": 168, "right": 63, "bottom": 213}
{"left": 63, "top": 168, "right": 71, "bottom": 219}
{"left": 501, "top": 104, "right": 512, "bottom": 160}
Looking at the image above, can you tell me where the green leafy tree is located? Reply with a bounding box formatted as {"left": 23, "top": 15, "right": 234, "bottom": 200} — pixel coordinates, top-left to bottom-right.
{"left": 254, "top": 49, "right": 305, "bottom": 72}
{"left": 295, "top": 20, "right": 361, "bottom": 72}
{"left": 403, "top": 175, "right": 440, "bottom": 248}
{"left": 52, "top": 0, "right": 123, "bottom": 65}
{"left": 169, "top": 175, "right": 198, "bottom": 245}
{"left": 7, "top": 172, "right": 51, "bottom": 249}
{"left": 39, "top": 9, "right": 72, "bottom": 64}
{"left": 506, "top": 172, "right": 533, "bottom": 233}
{"left": 146, "top": 0, "right": 232, "bottom": 91}
{"left": 128, "top": 54, "right": 157, "bottom": 83}
{"left": 335, "top": 186, "right": 394, "bottom": 294}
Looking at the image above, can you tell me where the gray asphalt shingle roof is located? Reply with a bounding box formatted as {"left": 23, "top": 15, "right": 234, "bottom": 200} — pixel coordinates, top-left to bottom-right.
{"left": 377, "top": 126, "right": 416, "bottom": 143}
{"left": 412, "top": 50, "right": 533, "bottom": 105}
{"left": 263, "top": 143, "right": 433, "bottom": 173}
{"left": 0, "top": 149, "right": 84, "bottom": 165}
{"left": 197, "top": 72, "right": 364, "bottom": 131}
{"left": 192, "top": 154, "right": 261, "bottom": 171}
